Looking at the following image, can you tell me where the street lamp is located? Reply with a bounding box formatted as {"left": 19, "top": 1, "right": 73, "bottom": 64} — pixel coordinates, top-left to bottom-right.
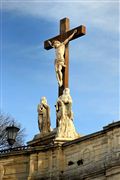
{"left": 6, "top": 125, "right": 20, "bottom": 146}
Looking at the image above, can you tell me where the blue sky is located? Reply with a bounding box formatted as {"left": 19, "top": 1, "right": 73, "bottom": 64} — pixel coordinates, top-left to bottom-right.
{"left": 0, "top": 1, "right": 119, "bottom": 143}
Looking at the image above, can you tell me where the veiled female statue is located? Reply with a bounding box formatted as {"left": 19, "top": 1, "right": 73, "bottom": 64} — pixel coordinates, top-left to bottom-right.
{"left": 56, "top": 88, "right": 78, "bottom": 138}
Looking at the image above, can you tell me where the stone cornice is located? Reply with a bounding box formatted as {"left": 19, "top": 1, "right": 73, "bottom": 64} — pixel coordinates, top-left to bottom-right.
{"left": 0, "top": 121, "right": 119, "bottom": 157}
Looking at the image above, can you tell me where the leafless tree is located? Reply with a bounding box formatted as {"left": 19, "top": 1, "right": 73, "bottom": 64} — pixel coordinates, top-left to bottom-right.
{"left": 0, "top": 113, "right": 26, "bottom": 150}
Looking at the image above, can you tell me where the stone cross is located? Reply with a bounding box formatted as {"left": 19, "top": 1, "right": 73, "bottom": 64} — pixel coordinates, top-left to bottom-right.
{"left": 44, "top": 17, "right": 86, "bottom": 96}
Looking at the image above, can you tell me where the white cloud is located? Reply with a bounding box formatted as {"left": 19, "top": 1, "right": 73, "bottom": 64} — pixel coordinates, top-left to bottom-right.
{"left": 1, "top": 1, "right": 119, "bottom": 33}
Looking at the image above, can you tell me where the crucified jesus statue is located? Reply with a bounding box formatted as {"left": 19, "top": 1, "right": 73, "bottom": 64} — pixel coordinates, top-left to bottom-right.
{"left": 48, "top": 29, "right": 77, "bottom": 87}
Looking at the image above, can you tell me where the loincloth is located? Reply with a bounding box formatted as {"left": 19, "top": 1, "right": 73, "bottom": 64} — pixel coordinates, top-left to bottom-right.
{"left": 54, "top": 59, "right": 65, "bottom": 66}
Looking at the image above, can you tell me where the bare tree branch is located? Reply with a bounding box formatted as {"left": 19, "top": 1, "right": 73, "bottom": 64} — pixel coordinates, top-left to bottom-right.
{"left": 0, "top": 113, "right": 26, "bottom": 150}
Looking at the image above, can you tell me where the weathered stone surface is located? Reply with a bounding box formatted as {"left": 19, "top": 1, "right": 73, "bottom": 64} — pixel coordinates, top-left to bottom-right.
{"left": 0, "top": 121, "right": 120, "bottom": 180}
{"left": 56, "top": 88, "right": 79, "bottom": 139}
{"left": 37, "top": 97, "right": 51, "bottom": 134}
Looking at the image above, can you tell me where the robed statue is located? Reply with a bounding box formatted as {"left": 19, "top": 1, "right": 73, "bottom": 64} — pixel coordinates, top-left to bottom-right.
{"left": 56, "top": 88, "right": 78, "bottom": 138}
{"left": 37, "top": 97, "right": 51, "bottom": 134}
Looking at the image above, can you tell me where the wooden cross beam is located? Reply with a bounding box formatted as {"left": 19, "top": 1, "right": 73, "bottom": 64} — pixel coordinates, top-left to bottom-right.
{"left": 44, "top": 17, "right": 86, "bottom": 96}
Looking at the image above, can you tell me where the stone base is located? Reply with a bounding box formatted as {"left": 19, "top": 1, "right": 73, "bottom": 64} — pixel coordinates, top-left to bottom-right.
{"left": 27, "top": 127, "right": 80, "bottom": 147}
{"left": 56, "top": 118, "right": 80, "bottom": 139}
{"left": 27, "top": 128, "right": 57, "bottom": 146}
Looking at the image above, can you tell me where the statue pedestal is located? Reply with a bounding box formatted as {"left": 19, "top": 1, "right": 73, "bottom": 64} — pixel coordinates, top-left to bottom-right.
{"left": 27, "top": 129, "right": 57, "bottom": 146}
{"left": 27, "top": 127, "right": 80, "bottom": 147}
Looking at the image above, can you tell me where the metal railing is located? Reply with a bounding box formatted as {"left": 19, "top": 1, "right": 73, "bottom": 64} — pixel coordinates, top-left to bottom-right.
{"left": 0, "top": 145, "right": 32, "bottom": 154}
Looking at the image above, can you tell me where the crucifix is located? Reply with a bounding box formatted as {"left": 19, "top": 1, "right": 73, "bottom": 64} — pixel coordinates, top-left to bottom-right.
{"left": 44, "top": 17, "right": 86, "bottom": 96}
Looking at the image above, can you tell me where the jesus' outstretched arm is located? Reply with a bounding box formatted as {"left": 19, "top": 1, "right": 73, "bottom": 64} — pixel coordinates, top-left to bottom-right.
{"left": 63, "top": 29, "right": 77, "bottom": 45}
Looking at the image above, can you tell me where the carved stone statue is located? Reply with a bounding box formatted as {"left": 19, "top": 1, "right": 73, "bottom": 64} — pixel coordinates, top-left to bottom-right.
{"left": 37, "top": 97, "right": 51, "bottom": 134}
{"left": 56, "top": 88, "right": 79, "bottom": 138}
{"left": 56, "top": 88, "right": 73, "bottom": 121}
{"left": 48, "top": 30, "right": 77, "bottom": 87}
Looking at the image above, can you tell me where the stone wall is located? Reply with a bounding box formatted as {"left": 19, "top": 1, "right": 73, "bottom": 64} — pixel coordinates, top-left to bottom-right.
{"left": 0, "top": 153, "right": 29, "bottom": 180}
{"left": 0, "top": 121, "right": 120, "bottom": 180}
{"left": 62, "top": 121, "right": 120, "bottom": 179}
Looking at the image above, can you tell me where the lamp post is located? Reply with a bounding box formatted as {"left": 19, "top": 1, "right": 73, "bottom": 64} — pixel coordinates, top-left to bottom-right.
{"left": 6, "top": 125, "right": 20, "bottom": 146}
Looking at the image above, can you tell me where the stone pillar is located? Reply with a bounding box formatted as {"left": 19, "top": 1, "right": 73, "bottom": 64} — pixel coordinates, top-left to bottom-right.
{"left": 28, "top": 153, "right": 38, "bottom": 180}
{"left": 0, "top": 165, "right": 4, "bottom": 180}
{"left": 38, "top": 151, "right": 49, "bottom": 179}
{"left": 56, "top": 146, "right": 64, "bottom": 180}
{"left": 38, "top": 152, "right": 44, "bottom": 175}
{"left": 48, "top": 150, "right": 52, "bottom": 179}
